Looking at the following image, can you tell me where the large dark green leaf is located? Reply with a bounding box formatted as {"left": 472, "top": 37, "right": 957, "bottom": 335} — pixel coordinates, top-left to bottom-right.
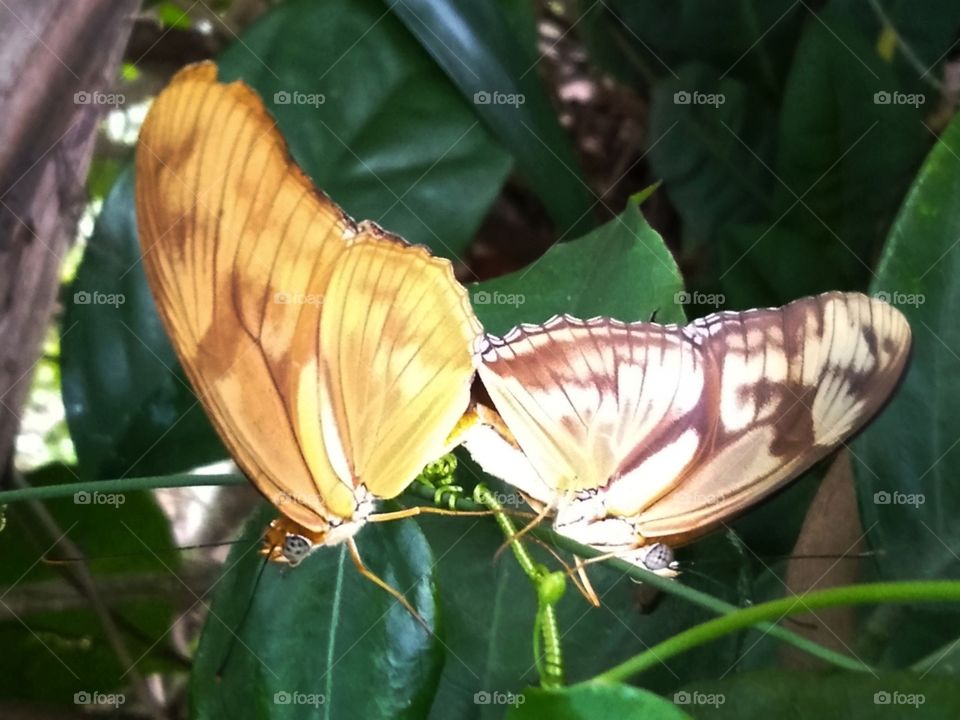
{"left": 192, "top": 504, "right": 442, "bottom": 719}
{"left": 647, "top": 62, "right": 776, "bottom": 253}
{"left": 577, "top": 0, "right": 804, "bottom": 91}
{"left": 0, "top": 464, "right": 177, "bottom": 703}
{"left": 720, "top": 6, "right": 930, "bottom": 306}
{"left": 507, "top": 683, "right": 691, "bottom": 720}
{"left": 850, "top": 112, "right": 960, "bottom": 671}
{"left": 388, "top": 0, "right": 594, "bottom": 237}
{"left": 469, "top": 196, "right": 686, "bottom": 336}
{"left": 854, "top": 113, "right": 960, "bottom": 584}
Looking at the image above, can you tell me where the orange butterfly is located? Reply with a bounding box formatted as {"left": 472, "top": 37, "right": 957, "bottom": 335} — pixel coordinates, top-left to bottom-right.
{"left": 135, "top": 63, "right": 481, "bottom": 589}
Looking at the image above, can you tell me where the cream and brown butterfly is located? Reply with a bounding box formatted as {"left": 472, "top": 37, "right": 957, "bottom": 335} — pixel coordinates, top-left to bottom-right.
{"left": 463, "top": 292, "right": 911, "bottom": 576}
{"left": 135, "top": 62, "right": 482, "bottom": 594}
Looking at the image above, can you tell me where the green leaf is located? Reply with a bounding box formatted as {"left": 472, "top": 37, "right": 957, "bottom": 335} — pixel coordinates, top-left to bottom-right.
{"left": 647, "top": 62, "right": 776, "bottom": 252}
{"left": 469, "top": 198, "right": 686, "bottom": 336}
{"left": 672, "top": 669, "right": 960, "bottom": 718}
{"left": 388, "top": 0, "right": 594, "bottom": 237}
{"left": 0, "top": 463, "right": 178, "bottom": 703}
{"left": 507, "top": 684, "right": 691, "bottom": 720}
{"left": 854, "top": 112, "right": 960, "bottom": 583}
{"left": 192, "top": 504, "right": 442, "bottom": 719}
{"left": 721, "top": 6, "right": 930, "bottom": 305}
{"left": 577, "top": 0, "right": 804, "bottom": 90}
{"left": 220, "top": 0, "right": 511, "bottom": 259}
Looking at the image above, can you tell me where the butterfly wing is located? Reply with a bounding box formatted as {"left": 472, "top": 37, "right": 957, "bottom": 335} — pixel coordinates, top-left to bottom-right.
{"left": 473, "top": 292, "right": 910, "bottom": 546}
{"left": 136, "top": 62, "right": 355, "bottom": 530}
{"left": 629, "top": 291, "right": 911, "bottom": 544}
{"left": 475, "top": 316, "right": 712, "bottom": 498}
{"left": 317, "top": 232, "right": 482, "bottom": 500}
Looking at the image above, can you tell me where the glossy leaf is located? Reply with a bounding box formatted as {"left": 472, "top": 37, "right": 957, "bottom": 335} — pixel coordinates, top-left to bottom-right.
{"left": 672, "top": 670, "right": 960, "bottom": 718}
{"left": 389, "top": 0, "right": 594, "bottom": 237}
{"left": 855, "top": 112, "right": 960, "bottom": 583}
{"left": 719, "top": 6, "right": 930, "bottom": 306}
{"left": 469, "top": 197, "right": 686, "bottom": 336}
{"left": 507, "top": 683, "right": 691, "bottom": 720}
{"left": 192, "top": 504, "right": 442, "bottom": 720}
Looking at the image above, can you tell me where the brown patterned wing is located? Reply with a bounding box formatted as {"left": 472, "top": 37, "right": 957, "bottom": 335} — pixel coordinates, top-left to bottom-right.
{"left": 474, "top": 292, "right": 911, "bottom": 545}
{"left": 627, "top": 291, "right": 911, "bottom": 545}
{"left": 475, "top": 314, "right": 715, "bottom": 499}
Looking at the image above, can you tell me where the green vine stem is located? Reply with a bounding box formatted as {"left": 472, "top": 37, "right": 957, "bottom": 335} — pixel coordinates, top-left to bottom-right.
{"left": 0, "top": 473, "right": 243, "bottom": 504}
{"left": 589, "top": 580, "right": 960, "bottom": 685}
{"left": 473, "top": 483, "right": 565, "bottom": 688}
{"left": 3, "top": 471, "right": 942, "bottom": 678}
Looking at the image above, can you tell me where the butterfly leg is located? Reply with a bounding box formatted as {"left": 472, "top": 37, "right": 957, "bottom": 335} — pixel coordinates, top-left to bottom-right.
{"left": 346, "top": 537, "right": 431, "bottom": 633}
{"left": 368, "top": 505, "right": 494, "bottom": 522}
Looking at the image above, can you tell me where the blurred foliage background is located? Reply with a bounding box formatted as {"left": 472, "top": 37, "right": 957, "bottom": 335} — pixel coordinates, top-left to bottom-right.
{"left": 3, "top": 0, "right": 960, "bottom": 718}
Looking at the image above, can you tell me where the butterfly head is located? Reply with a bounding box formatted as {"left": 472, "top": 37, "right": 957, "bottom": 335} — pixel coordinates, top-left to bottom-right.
{"left": 261, "top": 517, "right": 327, "bottom": 565}
{"left": 636, "top": 542, "right": 680, "bottom": 578}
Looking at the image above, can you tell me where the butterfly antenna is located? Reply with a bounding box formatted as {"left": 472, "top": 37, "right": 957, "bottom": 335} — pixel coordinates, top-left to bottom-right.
{"left": 492, "top": 501, "right": 552, "bottom": 563}
{"left": 216, "top": 546, "right": 271, "bottom": 680}
{"left": 43, "top": 539, "right": 245, "bottom": 565}
{"left": 522, "top": 535, "right": 600, "bottom": 607}
{"left": 346, "top": 538, "right": 431, "bottom": 634}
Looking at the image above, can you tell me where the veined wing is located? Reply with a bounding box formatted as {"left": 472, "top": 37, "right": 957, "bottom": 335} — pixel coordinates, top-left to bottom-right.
{"left": 474, "top": 292, "right": 910, "bottom": 545}
{"left": 137, "top": 62, "right": 353, "bottom": 529}
{"left": 317, "top": 233, "right": 482, "bottom": 501}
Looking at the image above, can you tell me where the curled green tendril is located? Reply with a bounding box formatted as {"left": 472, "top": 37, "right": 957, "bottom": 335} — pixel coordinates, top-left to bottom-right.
{"left": 474, "top": 483, "right": 566, "bottom": 688}
{"left": 433, "top": 484, "right": 464, "bottom": 510}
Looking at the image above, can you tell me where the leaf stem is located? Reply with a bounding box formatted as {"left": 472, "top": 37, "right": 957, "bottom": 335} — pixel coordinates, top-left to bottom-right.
{"left": 0, "top": 473, "right": 244, "bottom": 504}
{"left": 590, "top": 580, "right": 960, "bottom": 685}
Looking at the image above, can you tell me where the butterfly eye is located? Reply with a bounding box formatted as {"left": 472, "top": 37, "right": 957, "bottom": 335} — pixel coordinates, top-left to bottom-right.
{"left": 282, "top": 534, "right": 314, "bottom": 566}
{"left": 641, "top": 543, "right": 676, "bottom": 573}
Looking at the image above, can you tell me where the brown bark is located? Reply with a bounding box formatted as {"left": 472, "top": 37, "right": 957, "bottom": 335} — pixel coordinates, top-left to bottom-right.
{"left": 0, "top": 0, "right": 139, "bottom": 474}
